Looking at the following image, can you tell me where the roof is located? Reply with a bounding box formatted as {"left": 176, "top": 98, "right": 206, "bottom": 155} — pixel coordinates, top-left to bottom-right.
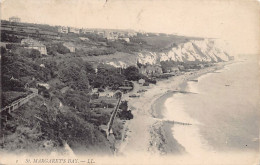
{"left": 21, "top": 38, "right": 45, "bottom": 47}
{"left": 63, "top": 42, "right": 75, "bottom": 47}
{"left": 37, "top": 83, "right": 50, "bottom": 89}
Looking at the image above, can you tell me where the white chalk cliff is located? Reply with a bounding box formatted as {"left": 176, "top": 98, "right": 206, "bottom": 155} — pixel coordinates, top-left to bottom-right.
{"left": 137, "top": 39, "right": 230, "bottom": 65}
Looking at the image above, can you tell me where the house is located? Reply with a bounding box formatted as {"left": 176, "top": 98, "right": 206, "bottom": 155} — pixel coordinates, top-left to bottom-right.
{"left": 144, "top": 65, "right": 163, "bottom": 76}
{"left": 138, "top": 79, "right": 145, "bottom": 85}
{"left": 9, "top": 16, "right": 21, "bottom": 23}
{"left": 139, "top": 66, "right": 147, "bottom": 75}
{"left": 119, "top": 80, "right": 134, "bottom": 93}
{"left": 97, "top": 31, "right": 105, "bottom": 37}
{"left": 119, "top": 37, "right": 130, "bottom": 43}
{"left": 105, "top": 32, "right": 118, "bottom": 41}
{"left": 40, "top": 64, "right": 45, "bottom": 68}
{"left": 57, "top": 26, "right": 68, "bottom": 33}
{"left": 99, "top": 91, "right": 115, "bottom": 97}
{"left": 37, "top": 83, "right": 50, "bottom": 90}
{"left": 69, "top": 27, "right": 80, "bottom": 34}
{"left": 80, "top": 29, "right": 94, "bottom": 34}
{"left": 21, "top": 38, "right": 47, "bottom": 55}
{"left": 127, "top": 32, "right": 137, "bottom": 37}
{"left": 63, "top": 42, "right": 75, "bottom": 53}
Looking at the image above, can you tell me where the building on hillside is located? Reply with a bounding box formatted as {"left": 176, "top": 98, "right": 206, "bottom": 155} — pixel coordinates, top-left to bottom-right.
{"left": 138, "top": 79, "right": 145, "bottom": 85}
{"left": 63, "top": 42, "right": 75, "bottom": 53}
{"left": 178, "top": 65, "right": 185, "bottom": 71}
{"left": 139, "top": 66, "right": 147, "bottom": 75}
{"left": 146, "top": 66, "right": 154, "bottom": 76}
{"left": 96, "top": 31, "right": 105, "bottom": 37}
{"left": 127, "top": 32, "right": 137, "bottom": 37}
{"left": 119, "top": 37, "right": 130, "bottom": 43}
{"left": 99, "top": 91, "right": 115, "bottom": 97}
{"left": 143, "top": 65, "right": 163, "bottom": 76}
{"left": 9, "top": 16, "right": 21, "bottom": 23}
{"left": 105, "top": 32, "right": 118, "bottom": 41}
{"left": 21, "top": 38, "right": 47, "bottom": 55}
{"left": 117, "top": 32, "right": 125, "bottom": 37}
{"left": 69, "top": 27, "right": 80, "bottom": 34}
{"left": 81, "top": 29, "right": 94, "bottom": 34}
{"left": 37, "top": 83, "right": 50, "bottom": 90}
{"left": 118, "top": 80, "right": 134, "bottom": 93}
{"left": 57, "top": 26, "right": 69, "bottom": 33}
{"left": 164, "top": 66, "right": 179, "bottom": 73}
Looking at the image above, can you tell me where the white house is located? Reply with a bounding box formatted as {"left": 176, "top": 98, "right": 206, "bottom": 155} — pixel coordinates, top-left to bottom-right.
{"left": 21, "top": 38, "right": 47, "bottom": 55}
{"left": 99, "top": 91, "right": 114, "bottom": 97}
{"left": 69, "top": 27, "right": 80, "bottom": 34}
{"left": 57, "top": 26, "right": 69, "bottom": 33}
{"left": 9, "top": 16, "right": 21, "bottom": 23}
{"left": 119, "top": 37, "right": 130, "bottom": 43}
{"left": 37, "top": 83, "right": 50, "bottom": 90}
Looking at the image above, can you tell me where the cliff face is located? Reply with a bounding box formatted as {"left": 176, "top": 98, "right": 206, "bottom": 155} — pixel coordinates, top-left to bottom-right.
{"left": 137, "top": 39, "right": 230, "bottom": 65}
{"left": 105, "top": 39, "right": 231, "bottom": 68}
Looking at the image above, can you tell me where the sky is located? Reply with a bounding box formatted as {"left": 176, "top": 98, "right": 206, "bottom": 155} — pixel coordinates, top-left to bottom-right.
{"left": 1, "top": 0, "right": 260, "bottom": 56}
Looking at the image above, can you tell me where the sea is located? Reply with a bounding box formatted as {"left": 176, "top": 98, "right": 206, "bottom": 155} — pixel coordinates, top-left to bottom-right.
{"left": 162, "top": 55, "right": 259, "bottom": 164}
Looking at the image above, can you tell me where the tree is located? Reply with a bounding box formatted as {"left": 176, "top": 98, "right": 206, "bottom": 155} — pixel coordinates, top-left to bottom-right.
{"left": 58, "top": 59, "right": 89, "bottom": 91}
{"left": 84, "top": 62, "right": 95, "bottom": 74}
{"left": 1, "top": 46, "right": 7, "bottom": 54}
{"left": 124, "top": 66, "right": 143, "bottom": 81}
{"left": 57, "top": 43, "right": 70, "bottom": 54}
{"left": 30, "top": 49, "right": 41, "bottom": 60}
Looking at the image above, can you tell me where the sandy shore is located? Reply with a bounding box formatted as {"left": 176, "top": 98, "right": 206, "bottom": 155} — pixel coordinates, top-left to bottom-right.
{"left": 117, "top": 62, "right": 228, "bottom": 156}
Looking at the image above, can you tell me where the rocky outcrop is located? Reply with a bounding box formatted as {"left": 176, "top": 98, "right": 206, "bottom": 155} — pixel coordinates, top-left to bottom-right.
{"left": 137, "top": 39, "right": 231, "bottom": 65}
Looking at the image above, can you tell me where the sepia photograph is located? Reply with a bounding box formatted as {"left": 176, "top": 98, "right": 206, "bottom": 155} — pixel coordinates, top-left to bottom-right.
{"left": 0, "top": 0, "right": 259, "bottom": 164}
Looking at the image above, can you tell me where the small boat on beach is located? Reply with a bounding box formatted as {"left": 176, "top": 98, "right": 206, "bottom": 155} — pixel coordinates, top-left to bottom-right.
{"left": 190, "top": 79, "right": 198, "bottom": 82}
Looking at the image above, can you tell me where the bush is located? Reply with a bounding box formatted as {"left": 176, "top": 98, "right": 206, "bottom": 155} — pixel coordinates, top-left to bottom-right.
{"left": 46, "top": 43, "right": 70, "bottom": 55}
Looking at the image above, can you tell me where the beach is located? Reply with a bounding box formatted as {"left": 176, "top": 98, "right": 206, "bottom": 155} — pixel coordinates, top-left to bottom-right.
{"left": 116, "top": 58, "right": 260, "bottom": 165}
{"left": 117, "top": 62, "right": 227, "bottom": 156}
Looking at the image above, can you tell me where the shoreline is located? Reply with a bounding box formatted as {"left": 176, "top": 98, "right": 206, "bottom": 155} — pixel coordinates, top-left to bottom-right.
{"left": 149, "top": 61, "right": 234, "bottom": 155}
{"left": 118, "top": 61, "right": 231, "bottom": 155}
{"left": 151, "top": 62, "right": 227, "bottom": 120}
